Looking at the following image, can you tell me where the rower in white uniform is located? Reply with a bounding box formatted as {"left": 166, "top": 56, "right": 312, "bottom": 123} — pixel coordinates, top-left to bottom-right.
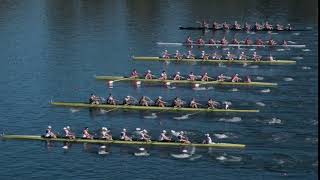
{"left": 82, "top": 127, "right": 93, "bottom": 139}
{"left": 202, "top": 133, "right": 214, "bottom": 144}
{"left": 101, "top": 127, "right": 113, "bottom": 141}
{"left": 159, "top": 70, "right": 168, "bottom": 80}
{"left": 45, "top": 125, "right": 57, "bottom": 138}
{"left": 63, "top": 126, "right": 75, "bottom": 139}
{"left": 120, "top": 128, "right": 132, "bottom": 141}
{"left": 177, "top": 131, "right": 191, "bottom": 144}
{"left": 187, "top": 50, "right": 195, "bottom": 59}
{"left": 201, "top": 50, "right": 208, "bottom": 60}
{"left": 139, "top": 129, "right": 151, "bottom": 142}
{"left": 159, "top": 130, "right": 171, "bottom": 142}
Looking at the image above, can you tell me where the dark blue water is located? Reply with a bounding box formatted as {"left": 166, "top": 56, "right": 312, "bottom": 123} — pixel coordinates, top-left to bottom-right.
{"left": 0, "top": 0, "right": 317, "bottom": 179}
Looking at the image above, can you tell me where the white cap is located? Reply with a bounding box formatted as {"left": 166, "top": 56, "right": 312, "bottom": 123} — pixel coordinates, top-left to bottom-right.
{"left": 202, "top": 51, "right": 205, "bottom": 53}
{"left": 48, "top": 126, "right": 52, "bottom": 129}
{"left": 158, "top": 96, "right": 162, "bottom": 99}
{"left": 63, "top": 127, "right": 67, "bottom": 130}
{"left": 100, "top": 145, "right": 106, "bottom": 149}
{"left": 205, "top": 133, "right": 209, "bottom": 136}
{"left": 127, "top": 95, "right": 130, "bottom": 98}
{"left": 182, "top": 149, "right": 188, "bottom": 153}
{"left": 136, "top": 128, "right": 141, "bottom": 131}
{"left": 227, "top": 51, "right": 230, "bottom": 54}
{"left": 180, "top": 131, "right": 184, "bottom": 134}
{"left": 165, "top": 49, "right": 168, "bottom": 52}
{"left": 236, "top": 73, "right": 239, "bottom": 76}
{"left": 123, "top": 128, "right": 126, "bottom": 132}
{"left": 176, "top": 50, "right": 179, "bottom": 52}
{"left": 241, "top": 52, "right": 244, "bottom": 54}
{"left": 66, "top": 126, "right": 70, "bottom": 129}
{"left": 162, "top": 130, "right": 166, "bottom": 133}
{"left": 143, "top": 129, "right": 148, "bottom": 133}
{"left": 147, "top": 70, "right": 151, "bottom": 73}
{"left": 139, "top": 147, "right": 145, "bottom": 151}
{"left": 205, "top": 72, "right": 208, "bottom": 75}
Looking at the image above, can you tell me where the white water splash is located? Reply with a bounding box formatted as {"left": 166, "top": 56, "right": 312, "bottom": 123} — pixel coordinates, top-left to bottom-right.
{"left": 248, "top": 65, "right": 259, "bottom": 69}
{"left": 283, "top": 77, "right": 294, "bottom": 81}
{"left": 260, "top": 89, "right": 271, "bottom": 93}
{"left": 268, "top": 118, "right": 282, "bottom": 124}
{"left": 249, "top": 48, "right": 256, "bottom": 51}
{"left": 292, "top": 56, "right": 303, "bottom": 60}
{"left": 256, "top": 102, "right": 266, "bottom": 107}
{"left": 189, "top": 155, "right": 202, "bottom": 161}
{"left": 255, "top": 76, "right": 264, "bottom": 80}
{"left": 173, "top": 114, "right": 192, "bottom": 120}
{"left": 134, "top": 152, "right": 150, "bottom": 156}
{"left": 144, "top": 113, "right": 158, "bottom": 119}
{"left": 99, "top": 109, "right": 108, "bottom": 114}
{"left": 230, "top": 88, "right": 238, "bottom": 92}
{"left": 170, "top": 153, "right": 191, "bottom": 159}
{"left": 302, "top": 66, "right": 311, "bottom": 70}
{"left": 70, "top": 108, "right": 80, "bottom": 113}
{"left": 218, "top": 117, "right": 242, "bottom": 123}
{"left": 62, "top": 145, "right": 69, "bottom": 149}
{"left": 302, "top": 49, "right": 311, "bottom": 52}
{"left": 192, "top": 87, "right": 207, "bottom": 91}
{"left": 293, "top": 32, "right": 300, "bottom": 36}
{"left": 214, "top": 133, "right": 229, "bottom": 139}
{"left": 276, "top": 48, "right": 285, "bottom": 51}
{"left": 223, "top": 101, "right": 232, "bottom": 105}
{"left": 216, "top": 156, "right": 227, "bottom": 161}
{"left": 287, "top": 41, "right": 296, "bottom": 44}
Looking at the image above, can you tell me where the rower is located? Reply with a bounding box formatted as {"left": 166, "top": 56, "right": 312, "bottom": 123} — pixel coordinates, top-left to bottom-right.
{"left": 145, "top": 70, "right": 153, "bottom": 79}
{"left": 162, "top": 49, "right": 170, "bottom": 59}
{"left": 199, "top": 20, "right": 209, "bottom": 28}
{"left": 190, "top": 98, "right": 200, "bottom": 108}
{"left": 139, "top": 129, "right": 151, "bottom": 142}
{"left": 159, "top": 130, "right": 171, "bottom": 142}
{"left": 222, "top": 22, "right": 229, "bottom": 30}
{"left": 267, "top": 38, "right": 277, "bottom": 46}
{"left": 244, "top": 38, "right": 252, "bottom": 45}
{"left": 207, "top": 98, "right": 218, "bottom": 109}
{"left": 188, "top": 72, "right": 196, "bottom": 81}
{"left": 186, "top": 50, "right": 195, "bottom": 59}
{"left": 268, "top": 54, "right": 275, "bottom": 61}
{"left": 221, "top": 37, "right": 228, "bottom": 45}
{"left": 123, "top": 95, "right": 134, "bottom": 105}
{"left": 212, "top": 22, "right": 221, "bottom": 30}
{"left": 212, "top": 52, "right": 222, "bottom": 60}
{"left": 139, "top": 96, "right": 149, "bottom": 106}
{"left": 45, "top": 125, "right": 57, "bottom": 138}
{"left": 89, "top": 93, "right": 100, "bottom": 105}
{"left": 256, "top": 38, "right": 264, "bottom": 45}
{"left": 252, "top": 51, "right": 261, "bottom": 61}
{"left": 196, "top": 36, "right": 205, "bottom": 45}
{"left": 201, "top": 50, "right": 208, "bottom": 60}
{"left": 120, "top": 128, "right": 132, "bottom": 141}
{"left": 232, "top": 38, "right": 240, "bottom": 44}
{"left": 130, "top": 69, "right": 139, "bottom": 78}
{"left": 239, "top": 52, "right": 247, "bottom": 60}
{"left": 233, "top": 21, "right": 241, "bottom": 30}
{"left": 231, "top": 73, "right": 241, "bottom": 82}
{"left": 186, "top": 36, "right": 193, "bottom": 44}
{"left": 82, "top": 127, "right": 93, "bottom": 139}
{"left": 173, "top": 97, "right": 184, "bottom": 108}
{"left": 175, "top": 50, "right": 182, "bottom": 60}
{"left": 208, "top": 37, "right": 216, "bottom": 44}
{"left": 63, "top": 126, "right": 75, "bottom": 139}
{"left": 155, "top": 96, "right": 166, "bottom": 107}
{"left": 159, "top": 70, "right": 167, "bottom": 80}
{"left": 107, "top": 93, "right": 116, "bottom": 105}
{"left": 254, "top": 22, "right": 263, "bottom": 30}
{"left": 245, "top": 76, "right": 252, "bottom": 83}
{"left": 177, "top": 131, "right": 190, "bottom": 144}
{"left": 264, "top": 21, "right": 273, "bottom": 30}
{"left": 276, "top": 24, "right": 284, "bottom": 31}
{"left": 282, "top": 40, "right": 288, "bottom": 46}
{"left": 244, "top": 22, "right": 251, "bottom": 31}
{"left": 201, "top": 72, "right": 210, "bottom": 81}
{"left": 202, "top": 133, "right": 213, "bottom": 144}
{"left": 173, "top": 72, "right": 182, "bottom": 80}
{"left": 101, "top": 127, "right": 113, "bottom": 140}
{"left": 285, "top": 24, "right": 292, "bottom": 30}
{"left": 217, "top": 73, "right": 226, "bottom": 81}
{"left": 226, "top": 51, "right": 234, "bottom": 60}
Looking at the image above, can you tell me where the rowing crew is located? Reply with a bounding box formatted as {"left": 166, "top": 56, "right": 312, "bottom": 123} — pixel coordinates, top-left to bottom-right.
{"left": 162, "top": 49, "right": 272, "bottom": 61}
{"left": 130, "top": 69, "right": 251, "bottom": 83}
{"left": 90, "top": 94, "right": 227, "bottom": 109}
{"left": 197, "top": 20, "right": 292, "bottom": 31}
{"left": 44, "top": 126, "right": 214, "bottom": 144}
{"left": 185, "top": 36, "right": 287, "bottom": 46}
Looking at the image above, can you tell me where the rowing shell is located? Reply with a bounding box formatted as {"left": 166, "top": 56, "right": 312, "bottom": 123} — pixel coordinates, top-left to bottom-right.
{"left": 132, "top": 56, "right": 296, "bottom": 65}
{"left": 95, "top": 75, "right": 278, "bottom": 87}
{"left": 50, "top": 102, "right": 260, "bottom": 113}
{"left": 1, "top": 135, "right": 246, "bottom": 149}
{"left": 178, "top": 26, "right": 311, "bottom": 32}
{"left": 157, "top": 42, "right": 306, "bottom": 48}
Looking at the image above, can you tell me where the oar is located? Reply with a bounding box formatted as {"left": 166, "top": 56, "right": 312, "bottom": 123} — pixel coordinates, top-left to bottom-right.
{"left": 112, "top": 77, "right": 133, "bottom": 83}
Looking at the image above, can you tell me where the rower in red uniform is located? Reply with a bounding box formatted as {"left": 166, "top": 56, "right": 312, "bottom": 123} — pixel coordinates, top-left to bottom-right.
{"left": 188, "top": 72, "right": 196, "bottom": 81}
{"left": 252, "top": 52, "right": 261, "bottom": 61}
{"left": 82, "top": 127, "right": 94, "bottom": 139}
{"left": 267, "top": 38, "right": 277, "bottom": 46}
{"left": 175, "top": 50, "right": 182, "bottom": 60}
{"left": 159, "top": 70, "right": 167, "bottom": 80}
{"left": 222, "top": 22, "right": 229, "bottom": 30}
{"left": 131, "top": 69, "right": 139, "bottom": 78}
{"left": 208, "top": 37, "right": 216, "bottom": 44}
{"left": 244, "top": 38, "right": 252, "bottom": 45}
{"left": 186, "top": 50, "right": 195, "bottom": 59}
{"left": 162, "top": 49, "right": 170, "bottom": 59}
{"left": 217, "top": 73, "right": 226, "bottom": 81}
{"left": 221, "top": 37, "right": 228, "bottom": 45}
{"left": 256, "top": 39, "right": 264, "bottom": 45}
{"left": 231, "top": 74, "right": 241, "bottom": 82}
{"left": 232, "top": 38, "right": 240, "bottom": 44}
{"left": 233, "top": 21, "right": 241, "bottom": 30}
{"left": 196, "top": 36, "right": 205, "bottom": 45}
{"left": 173, "top": 72, "right": 182, "bottom": 80}
{"left": 186, "top": 36, "right": 193, "bottom": 45}
{"left": 145, "top": 70, "right": 153, "bottom": 79}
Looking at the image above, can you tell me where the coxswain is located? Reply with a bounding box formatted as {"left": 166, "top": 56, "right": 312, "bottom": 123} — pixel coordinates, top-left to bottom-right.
{"left": 45, "top": 126, "right": 57, "bottom": 138}
{"left": 239, "top": 52, "right": 247, "bottom": 60}
{"left": 222, "top": 22, "right": 229, "bottom": 30}
{"left": 244, "top": 38, "right": 252, "bottom": 45}
{"left": 101, "top": 127, "right": 112, "bottom": 140}
{"left": 186, "top": 50, "right": 195, "bottom": 59}
{"left": 173, "top": 97, "right": 183, "bottom": 108}
{"left": 120, "top": 128, "right": 132, "bottom": 141}
{"left": 201, "top": 50, "right": 208, "bottom": 60}
{"left": 202, "top": 133, "right": 213, "bottom": 144}
{"left": 207, "top": 98, "right": 218, "bottom": 109}
{"left": 245, "top": 76, "right": 252, "bottom": 83}
{"left": 244, "top": 22, "right": 251, "bottom": 31}
{"left": 159, "top": 130, "right": 171, "bottom": 142}
{"left": 217, "top": 73, "right": 226, "bottom": 81}
{"left": 221, "top": 37, "right": 228, "bottom": 45}
{"left": 256, "top": 38, "right": 264, "bottom": 45}
{"left": 208, "top": 37, "right": 216, "bottom": 44}
{"left": 63, "top": 126, "right": 75, "bottom": 139}
{"left": 188, "top": 72, "right": 196, "bottom": 81}
{"left": 190, "top": 98, "right": 201, "bottom": 108}
{"left": 233, "top": 21, "right": 241, "bottom": 30}
{"left": 139, "top": 129, "right": 151, "bottom": 142}
{"left": 201, "top": 72, "right": 210, "bottom": 81}
{"left": 82, "top": 127, "right": 93, "bottom": 139}
{"left": 175, "top": 50, "right": 182, "bottom": 60}
{"left": 139, "top": 96, "right": 149, "bottom": 106}
{"left": 232, "top": 38, "right": 240, "bottom": 44}
{"left": 196, "top": 36, "right": 205, "bottom": 45}
{"left": 231, "top": 73, "right": 241, "bottom": 82}
{"left": 276, "top": 24, "right": 284, "bottom": 31}
{"left": 173, "top": 72, "right": 182, "bottom": 80}
{"left": 89, "top": 93, "right": 100, "bottom": 104}
{"left": 145, "top": 70, "right": 153, "bottom": 79}
{"left": 159, "top": 70, "right": 167, "bottom": 80}
{"left": 155, "top": 96, "right": 166, "bottom": 107}
{"left": 177, "top": 131, "right": 190, "bottom": 144}
{"left": 130, "top": 69, "right": 139, "bottom": 78}
{"left": 212, "top": 52, "right": 222, "bottom": 60}
{"left": 162, "top": 49, "right": 170, "bottom": 59}
{"left": 123, "top": 96, "right": 134, "bottom": 105}
{"left": 226, "top": 51, "right": 234, "bottom": 60}
{"left": 186, "top": 36, "right": 193, "bottom": 45}
{"left": 107, "top": 93, "right": 116, "bottom": 105}
{"left": 252, "top": 52, "right": 261, "bottom": 61}
{"left": 267, "top": 38, "right": 277, "bottom": 46}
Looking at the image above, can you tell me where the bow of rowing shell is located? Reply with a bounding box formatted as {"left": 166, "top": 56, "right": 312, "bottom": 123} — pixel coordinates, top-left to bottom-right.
{"left": 50, "top": 102, "right": 259, "bottom": 113}
{"left": 1, "top": 135, "right": 246, "bottom": 149}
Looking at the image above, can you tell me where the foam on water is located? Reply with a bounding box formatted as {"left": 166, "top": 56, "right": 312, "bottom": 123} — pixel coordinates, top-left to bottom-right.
{"left": 248, "top": 65, "right": 259, "bottom": 68}
{"left": 249, "top": 48, "right": 256, "bottom": 51}
{"left": 173, "top": 114, "right": 192, "bottom": 120}
{"left": 302, "top": 49, "right": 311, "bottom": 52}
{"left": 70, "top": 108, "right": 80, "bottom": 113}
{"left": 302, "top": 66, "right": 311, "bottom": 70}
{"left": 167, "top": 86, "right": 176, "bottom": 89}
{"left": 216, "top": 156, "right": 227, "bottom": 161}
{"left": 292, "top": 56, "right": 303, "bottom": 60}
{"left": 189, "top": 155, "right": 202, "bottom": 161}
{"left": 287, "top": 41, "right": 296, "bottom": 44}
{"left": 144, "top": 113, "right": 158, "bottom": 119}
{"left": 255, "top": 76, "right": 264, "bottom": 80}
{"left": 230, "top": 88, "right": 238, "bottom": 92}
{"left": 214, "top": 133, "right": 229, "bottom": 139}
{"left": 170, "top": 153, "right": 191, "bottom": 159}
{"left": 292, "top": 32, "right": 300, "bottom": 36}
{"left": 192, "top": 87, "right": 207, "bottom": 91}
{"left": 256, "top": 102, "right": 266, "bottom": 106}
{"left": 283, "top": 77, "right": 294, "bottom": 81}
{"left": 268, "top": 118, "right": 282, "bottom": 124}
{"left": 218, "top": 117, "right": 242, "bottom": 123}
{"left": 276, "top": 49, "right": 285, "bottom": 51}
{"left": 260, "top": 89, "right": 271, "bottom": 93}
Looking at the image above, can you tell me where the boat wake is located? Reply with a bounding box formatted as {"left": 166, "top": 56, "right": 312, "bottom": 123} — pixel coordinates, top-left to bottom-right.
{"left": 70, "top": 108, "right": 80, "bottom": 113}
{"left": 260, "top": 89, "right": 271, "bottom": 93}
{"left": 216, "top": 153, "right": 242, "bottom": 162}
{"left": 256, "top": 102, "right": 266, "bottom": 107}
{"left": 214, "top": 133, "right": 229, "bottom": 139}
{"left": 144, "top": 113, "right": 158, "bottom": 119}
{"left": 218, "top": 117, "right": 242, "bottom": 123}
{"left": 283, "top": 77, "right": 294, "bottom": 81}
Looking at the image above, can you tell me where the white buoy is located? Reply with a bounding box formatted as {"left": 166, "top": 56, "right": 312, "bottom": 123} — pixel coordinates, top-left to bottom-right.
{"left": 108, "top": 81, "right": 114, "bottom": 86}
{"left": 165, "top": 82, "right": 171, "bottom": 86}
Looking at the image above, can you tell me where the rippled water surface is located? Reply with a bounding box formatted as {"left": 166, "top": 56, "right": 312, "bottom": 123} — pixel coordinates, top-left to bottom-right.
{"left": 0, "top": 0, "right": 317, "bottom": 179}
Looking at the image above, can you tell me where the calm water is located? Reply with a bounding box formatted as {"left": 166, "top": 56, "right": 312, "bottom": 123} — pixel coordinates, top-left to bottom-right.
{"left": 0, "top": 0, "right": 318, "bottom": 179}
